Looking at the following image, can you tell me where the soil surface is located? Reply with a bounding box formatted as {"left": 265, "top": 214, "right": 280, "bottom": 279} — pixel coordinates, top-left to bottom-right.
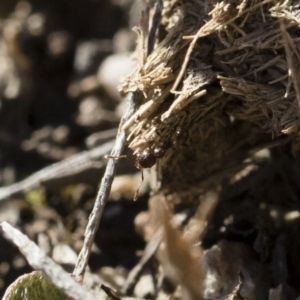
{"left": 1, "top": 1, "right": 300, "bottom": 300}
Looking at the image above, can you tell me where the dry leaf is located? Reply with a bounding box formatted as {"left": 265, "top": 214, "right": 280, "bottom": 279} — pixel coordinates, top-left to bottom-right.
{"left": 157, "top": 201, "right": 204, "bottom": 300}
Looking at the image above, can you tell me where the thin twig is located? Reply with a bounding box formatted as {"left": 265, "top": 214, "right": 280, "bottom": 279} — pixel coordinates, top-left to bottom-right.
{"left": 171, "top": 26, "right": 202, "bottom": 93}
{"left": 141, "top": 7, "right": 150, "bottom": 66}
{"left": 72, "top": 92, "right": 136, "bottom": 279}
{"left": 121, "top": 228, "right": 163, "bottom": 295}
{"left": 147, "top": 0, "right": 163, "bottom": 56}
{"left": 0, "top": 222, "right": 98, "bottom": 300}
{"left": 0, "top": 140, "right": 115, "bottom": 202}
{"left": 73, "top": 1, "right": 163, "bottom": 278}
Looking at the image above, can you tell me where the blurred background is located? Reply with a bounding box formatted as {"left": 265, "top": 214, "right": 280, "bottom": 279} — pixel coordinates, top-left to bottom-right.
{"left": 0, "top": 0, "right": 147, "bottom": 296}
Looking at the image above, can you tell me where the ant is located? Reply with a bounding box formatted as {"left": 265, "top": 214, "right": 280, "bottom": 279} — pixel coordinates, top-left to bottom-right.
{"left": 135, "top": 126, "right": 188, "bottom": 169}
{"left": 133, "top": 140, "right": 172, "bottom": 200}
{"left": 135, "top": 140, "right": 172, "bottom": 169}
{"left": 107, "top": 126, "right": 188, "bottom": 200}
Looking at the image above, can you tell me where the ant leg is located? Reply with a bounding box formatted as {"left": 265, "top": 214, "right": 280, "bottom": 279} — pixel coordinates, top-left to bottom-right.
{"left": 105, "top": 155, "right": 127, "bottom": 160}
{"left": 133, "top": 169, "right": 144, "bottom": 201}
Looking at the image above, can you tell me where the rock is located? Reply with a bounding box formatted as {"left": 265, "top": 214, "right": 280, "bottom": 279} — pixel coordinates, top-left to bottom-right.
{"left": 97, "top": 53, "right": 136, "bottom": 102}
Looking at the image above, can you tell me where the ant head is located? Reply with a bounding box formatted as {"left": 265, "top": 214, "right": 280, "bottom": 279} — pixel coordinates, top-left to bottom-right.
{"left": 175, "top": 126, "right": 189, "bottom": 144}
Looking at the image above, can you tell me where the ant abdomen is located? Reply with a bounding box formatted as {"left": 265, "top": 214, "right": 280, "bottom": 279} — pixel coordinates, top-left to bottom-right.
{"left": 136, "top": 149, "right": 156, "bottom": 169}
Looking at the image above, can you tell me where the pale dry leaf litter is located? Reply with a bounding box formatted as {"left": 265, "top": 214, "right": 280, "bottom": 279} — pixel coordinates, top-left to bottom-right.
{"left": 119, "top": 0, "right": 300, "bottom": 199}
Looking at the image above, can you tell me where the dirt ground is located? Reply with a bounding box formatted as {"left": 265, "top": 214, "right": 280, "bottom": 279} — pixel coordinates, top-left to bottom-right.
{"left": 0, "top": 0, "right": 146, "bottom": 296}
{"left": 1, "top": 1, "right": 300, "bottom": 300}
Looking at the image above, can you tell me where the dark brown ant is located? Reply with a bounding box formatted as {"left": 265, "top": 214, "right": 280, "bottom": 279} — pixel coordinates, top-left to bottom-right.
{"left": 135, "top": 140, "right": 173, "bottom": 169}
{"left": 133, "top": 126, "right": 189, "bottom": 200}
{"left": 135, "top": 126, "right": 188, "bottom": 169}
{"left": 107, "top": 127, "right": 188, "bottom": 170}
{"left": 133, "top": 141, "right": 172, "bottom": 200}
